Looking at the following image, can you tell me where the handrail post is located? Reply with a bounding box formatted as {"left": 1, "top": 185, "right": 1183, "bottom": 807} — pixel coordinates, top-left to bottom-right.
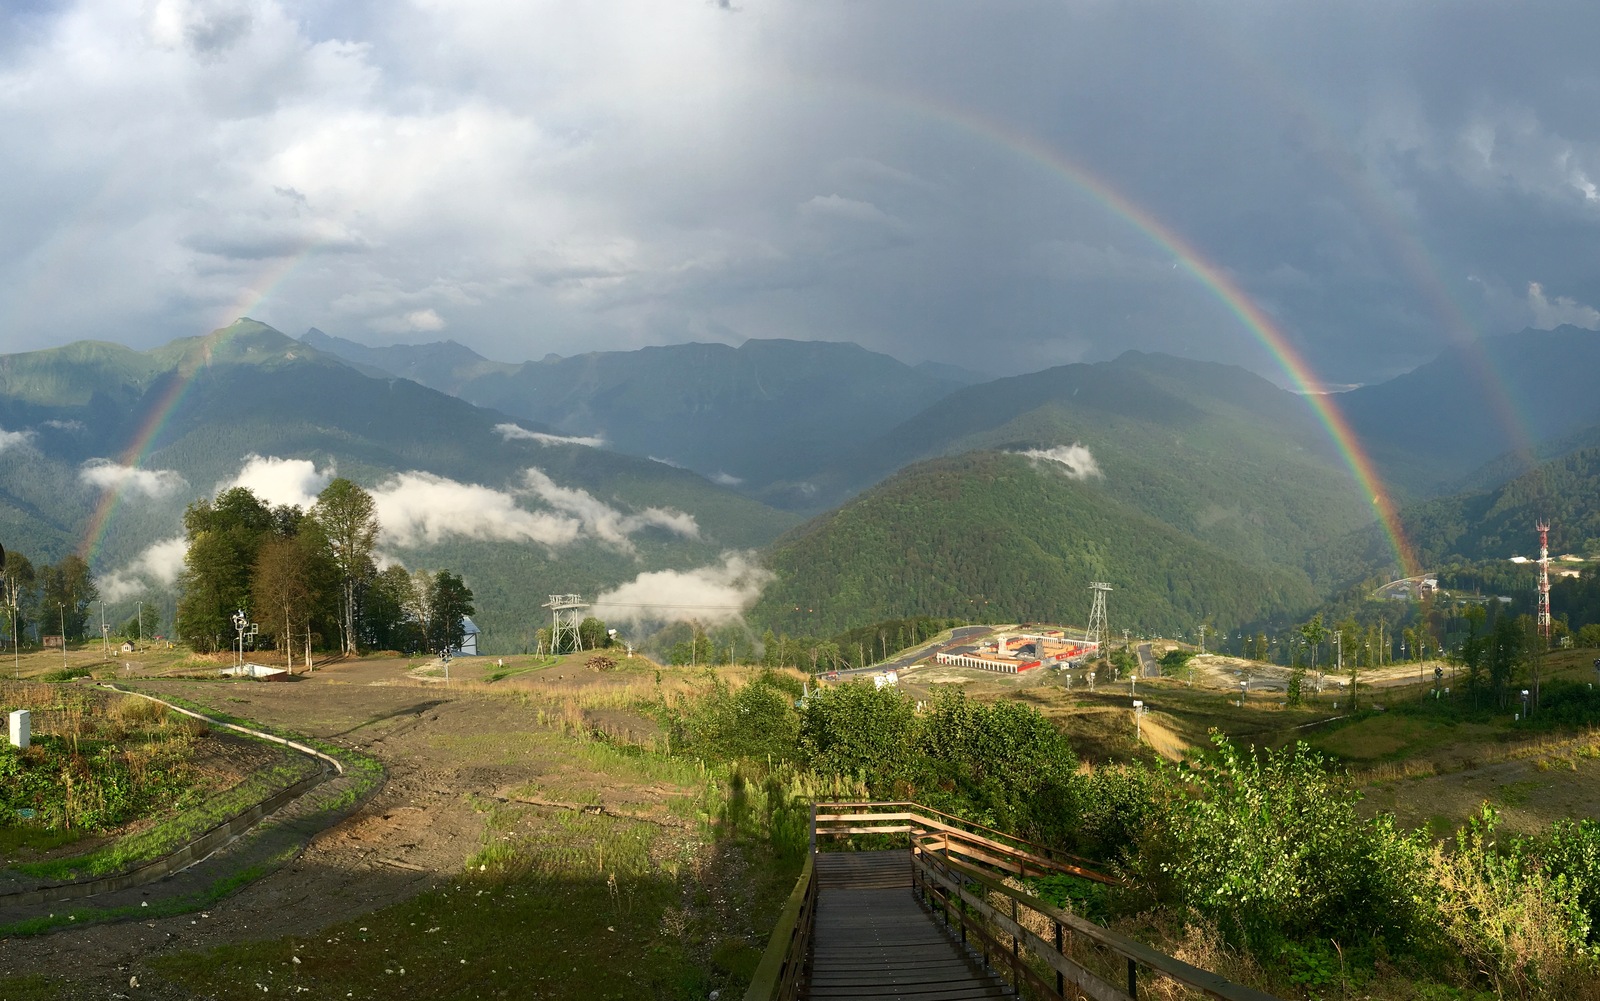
{"left": 1054, "top": 920, "right": 1064, "bottom": 998}
{"left": 1127, "top": 957, "right": 1138, "bottom": 999}
{"left": 809, "top": 801, "right": 817, "bottom": 855}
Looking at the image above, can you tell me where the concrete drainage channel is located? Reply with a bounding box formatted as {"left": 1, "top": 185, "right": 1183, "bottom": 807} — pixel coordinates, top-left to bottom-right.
{"left": 0, "top": 684, "right": 376, "bottom": 924}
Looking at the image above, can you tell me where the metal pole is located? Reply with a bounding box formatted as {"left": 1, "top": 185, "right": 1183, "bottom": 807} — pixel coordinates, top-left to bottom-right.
{"left": 59, "top": 603, "right": 66, "bottom": 668}
{"left": 137, "top": 601, "right": 143, "bottom": 651}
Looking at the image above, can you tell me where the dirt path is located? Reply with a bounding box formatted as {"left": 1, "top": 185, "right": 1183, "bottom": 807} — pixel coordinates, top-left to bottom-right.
{"left": 0, "top": 660, "right": 685, "bottom": 993}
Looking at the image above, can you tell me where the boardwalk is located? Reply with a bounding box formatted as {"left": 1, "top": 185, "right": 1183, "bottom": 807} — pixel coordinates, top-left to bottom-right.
{"left": 808, "top": 850, "right": 1010, "bottom": 1001}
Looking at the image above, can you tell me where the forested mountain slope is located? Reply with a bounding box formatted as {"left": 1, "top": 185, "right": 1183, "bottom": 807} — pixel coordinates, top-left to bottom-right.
{"left": 800, "top": 350, "right": 1380, "bottom": 575}
{"left": 1312, "top": 444, "right": 1600, "bottom": 584}
{"left": 749, "top": 451, "right": 1321, "bottom": 637}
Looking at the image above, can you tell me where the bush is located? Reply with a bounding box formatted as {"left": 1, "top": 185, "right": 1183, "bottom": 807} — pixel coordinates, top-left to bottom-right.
{"left": 1153, "top": 734, "right": 1431, "bottom": 954}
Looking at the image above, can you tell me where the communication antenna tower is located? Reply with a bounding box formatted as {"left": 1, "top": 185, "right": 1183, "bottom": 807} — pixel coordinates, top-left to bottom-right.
{"left": 1536, "top": 522, "right": 1552, "bottom": 642}
{"left": 1085, "top": 583, "right": 1112, "bottom": 650}
{"left": 544, "top": 594, "right": 587, "bottom": 654}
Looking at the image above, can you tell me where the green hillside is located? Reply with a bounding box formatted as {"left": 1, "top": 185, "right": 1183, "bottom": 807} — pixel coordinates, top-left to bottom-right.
{"left": 1313, "top": 444, "right": 1600, "bottom": 583}
{"left": 804, "top": 350, "right": 1379, "bottom": 574}
{"left": 749, "top": 451, "right": 1320, "bottom": 637}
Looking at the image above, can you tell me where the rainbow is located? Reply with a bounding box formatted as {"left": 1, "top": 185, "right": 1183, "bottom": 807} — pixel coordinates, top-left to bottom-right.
{"left": 806, "top": 82, "right": 1420, "bottom": 576}
{"left": 79, "top": 251, "right": 316, "bottom": 566}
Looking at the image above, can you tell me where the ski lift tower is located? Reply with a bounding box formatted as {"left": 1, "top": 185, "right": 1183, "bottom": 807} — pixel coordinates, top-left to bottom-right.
{"left": 1536, "top": 522, "right": 1552, "bottom": 642}
{"left": 1085, "top": 583, "right": 1112, "bottom": 652}
{"left": 544, "top": 594, "right": 587, "bottom": 654}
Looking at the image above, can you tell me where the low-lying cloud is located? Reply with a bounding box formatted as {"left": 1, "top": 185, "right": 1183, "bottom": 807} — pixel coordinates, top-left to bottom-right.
{"left": 590, "top": 552, "right": 773, "bottom": 627}
{"left": 372, "top": 471, "right": 583, "bottom": 548}
{"left": 0, "top": 427, "right": 35, "bottom": 453}
{"left": 99, "top": 536, "right": 188, "bottom": 602}
{"left": 522, "top": 469, "right": 699, "bottom": 550}
{"left": 494, "top": 423, "right": 606, "bottom": 448}
{"left": 1014, "top": 444, "right": 1103, "bottom": 481}
{"left": 367, "top": 467, "right": 700, "bottom": 551}
{"left": 224, "top": 454, "right": 334, "bottom": 510}
{"left": 1528, "top": 281, "right": 1600, "bottom": 330}
{"left": 80, "top": 460, "right": 188, "bottom": 499}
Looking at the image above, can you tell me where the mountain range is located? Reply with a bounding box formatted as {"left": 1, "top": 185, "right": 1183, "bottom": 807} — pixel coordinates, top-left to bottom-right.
{"left": 0, "top": 319, "right": 1594, "bottom": 651}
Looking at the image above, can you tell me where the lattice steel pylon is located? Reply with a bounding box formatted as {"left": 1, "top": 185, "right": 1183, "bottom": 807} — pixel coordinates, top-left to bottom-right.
{"left": 544, "top": 594, "right": 587, "bottom": 654}
{"left": 1536, "top": 522, "right": 1552, "bottom": 642}
{"left": 1085, "top": 583, "right": 1112, "bottom": 650}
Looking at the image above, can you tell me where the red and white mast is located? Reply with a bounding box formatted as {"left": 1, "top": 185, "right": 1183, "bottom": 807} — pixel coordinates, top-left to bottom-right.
{"left": 1536, "top": 521, "right": 1552, "bottom": 642}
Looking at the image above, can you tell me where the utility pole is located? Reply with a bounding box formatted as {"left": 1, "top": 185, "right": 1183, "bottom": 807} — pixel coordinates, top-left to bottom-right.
{"left": 58, "top": 603, "right": 66, "bottom": 668}
{"left": 136, "top": 601, "right": 143, "bottom": 651}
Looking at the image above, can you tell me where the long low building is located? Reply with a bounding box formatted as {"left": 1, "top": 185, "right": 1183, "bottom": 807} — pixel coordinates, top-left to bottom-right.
{"left": 933, "top": 632, "right": 1098, "bottom": 674}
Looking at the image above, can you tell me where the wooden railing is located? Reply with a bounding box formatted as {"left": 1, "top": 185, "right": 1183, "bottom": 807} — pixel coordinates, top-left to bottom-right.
{"left": 741, "top": 855, "right": 816, "bottom": 1001}
{"left": 812, "top": 801, "right": 1118, "bottom": 885}
{"left": 745, "top": 802, "right": 1282, "bottom": 1001}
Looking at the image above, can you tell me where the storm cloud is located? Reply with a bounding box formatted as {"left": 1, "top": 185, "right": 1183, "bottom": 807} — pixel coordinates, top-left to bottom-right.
{"left": 1, "top": 2, "right": 1597, "bottom": 385}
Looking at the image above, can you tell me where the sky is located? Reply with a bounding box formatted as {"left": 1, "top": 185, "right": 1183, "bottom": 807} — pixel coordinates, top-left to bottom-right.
{"left": 1, "top": 1, "right": 1598, "bottom": 385}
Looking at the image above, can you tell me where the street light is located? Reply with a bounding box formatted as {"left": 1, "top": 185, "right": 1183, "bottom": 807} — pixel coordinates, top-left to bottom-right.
{"left": 1133, "top": 699, "right": 1145, "bottom": 740}
{"left": 136, "top": 601, "right": 143, "bottom": 651}
{"left": 1521, "top": 688, "right": 1530, "bottom": 720}
{"left": 58, "top": 603, "right": 66, "bottom": 668}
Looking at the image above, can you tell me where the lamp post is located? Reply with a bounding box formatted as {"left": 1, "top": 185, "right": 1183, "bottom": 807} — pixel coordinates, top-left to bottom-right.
{"left": 1133, "top": 699, "right": 1145, "bottom": 741}
{"left": 136, "top": 601, "right": 143, "bottom": 651}
{"left": 58, "top": 603, "right": 66, "bottom": 668}
{"left": 1521, "top": 688, "right": 1530, "bottom": 721}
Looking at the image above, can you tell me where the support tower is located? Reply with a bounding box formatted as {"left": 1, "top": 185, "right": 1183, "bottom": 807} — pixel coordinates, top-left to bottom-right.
{"left": 544, "top": 594, "right": 587, "bottom": 654}
{"left": 1085, "top": 583, "right": 1112, "bottom": 650}
{"left": 1536, "top": 522, "right": 1552, "bottom": 642}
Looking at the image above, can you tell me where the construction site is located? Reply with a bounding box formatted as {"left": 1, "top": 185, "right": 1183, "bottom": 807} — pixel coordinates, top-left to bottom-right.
{"left": 932, "top": 582, "right": 1111, "bottom": 673}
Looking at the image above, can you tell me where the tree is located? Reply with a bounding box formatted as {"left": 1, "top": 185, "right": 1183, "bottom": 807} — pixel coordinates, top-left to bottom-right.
{"left": 578, "top": 616, "right": 609, "bottom": 651}
{"left": 177, "top": 488, "right": 274, "bottom": 652}
{"left": 1, "top": 551, "right": 36, "bottom": 648}
{"left": 252, "top": 529, "right": 334, "bottom": 671}
{"left": 40, "top": 554, "right": 98, "bottom": 642}
{"left": 1300, "top": 614, "right": 1326, "bottom": 679}
{"left": 424, "top": 570, "right": 474, "bottom": 655}
{"left": 364, "top": 564, "right": 421, "bottom": 652}
{"left": 311, "top": 479, "right": 379, "bottom": 656}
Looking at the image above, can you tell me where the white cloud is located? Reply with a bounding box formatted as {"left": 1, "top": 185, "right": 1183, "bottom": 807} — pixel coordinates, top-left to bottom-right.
{"left": 590, "top": 552, "right": 773, "bottom": 627}
{"left": 1014, "top": 444, "right": 1103, "bottom": 481}
{"left": 42, "top": 420, "right": 85, "bottom": 431}
{"left": 372, "top": 471, "right": 582, "bottom": 548}
{"left": 99, "top": 535, "right": 188, "bottom": 601}
{"left": 0, "top": 428, "right": 34, "bottom": 453}
{"left": 1527, "top": 282, "right": 1600, "bottom": 330}
{"left": 494, "top": 423, "right": 606, "bottom": 448}
{"left": 80, "top": 459, "right": 188, "bottom": 498}
{"left": 371, "top": 308, "right": 446, "bottom": 334}
{"left": 522, "top": 468, "right": 699, "bottom": 550}
{"left": 710, "top": 472, "right": 743, "bottom": 487}
{"left": 224, "top": 454, "right": 333, "bottom": 509}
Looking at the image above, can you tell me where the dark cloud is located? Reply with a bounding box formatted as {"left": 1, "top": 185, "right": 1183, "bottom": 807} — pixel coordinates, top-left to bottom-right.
{"left": 0, "top": 1, "right": 1595, "bottom": 386}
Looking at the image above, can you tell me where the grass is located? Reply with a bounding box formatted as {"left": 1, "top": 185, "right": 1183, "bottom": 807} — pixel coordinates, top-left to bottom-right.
{"left": 146, "top": 748, "right": 804, "bottom": 1000}
{"left": 0, "top": 839, "right": 306, "bottom": 938}
{"left": 9, "top": 754, "right": 320, "bottom": 882}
